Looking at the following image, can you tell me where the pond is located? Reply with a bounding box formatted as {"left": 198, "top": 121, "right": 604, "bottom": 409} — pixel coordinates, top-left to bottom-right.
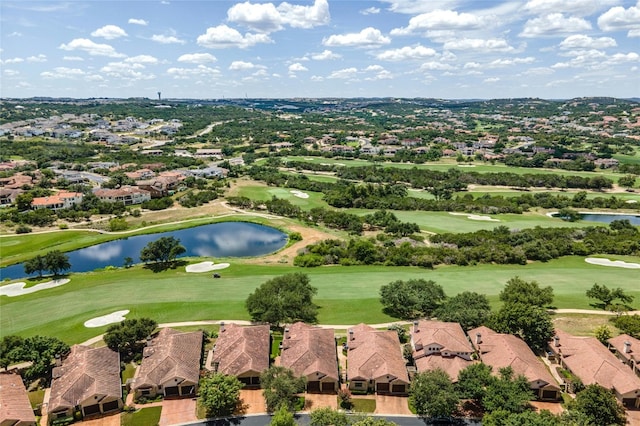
{"left": 0, "top": 222, "right": 288, "bottom": 281}
{"left": 579, "top": 213, "right": 640, "bottom": 225}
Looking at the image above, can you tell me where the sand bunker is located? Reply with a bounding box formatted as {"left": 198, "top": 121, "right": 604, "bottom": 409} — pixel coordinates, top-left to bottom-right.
{"left": 84, "top": 310, "right": 130, "bottom": 328}
{"left": 186, "top": 261, "right": 230, "bottom": 273}
{"left": 449, "top": 212, "right": 500, "bottom": 222}
{"left": 457, "top": 164, "right": 476, "bottom": 167}
{"left": 0, "top": 279, "right": 70, "bottom": 297}
{"left": 626, "top": 200, "right": 638, "bottom": 203}
{"left": 290, "top": 190, "right": 310, "bottom": 199}
{"left": 585, "top": 258, "right": 640, "bottom": 269}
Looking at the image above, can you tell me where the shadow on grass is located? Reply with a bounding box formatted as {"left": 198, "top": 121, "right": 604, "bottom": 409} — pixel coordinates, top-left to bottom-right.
{"left": 143, "top": 259, "right": 188, "bottom": 273}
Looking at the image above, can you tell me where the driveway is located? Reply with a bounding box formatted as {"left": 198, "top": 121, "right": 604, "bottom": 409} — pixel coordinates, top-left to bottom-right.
{"left": 81, "top": 412, "right": 121, "bottom": 426}
{"left": 530, "top": 401, "right": 564, "bottom": 415}
{"left": 160, "top": 398, "right": 197, "bottom": 426}
{"left": 303, "top": 393, "right": 338, "bottom": 411}
{"left": 238, "top": 389, "right": 266, "bottom": 415}
{"left": 374, "top": 395, "right": 412, "bottom": 415}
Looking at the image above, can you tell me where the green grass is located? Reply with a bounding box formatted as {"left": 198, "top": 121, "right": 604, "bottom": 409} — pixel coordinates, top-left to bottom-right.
{"left": 122, "top": 362, "right": 136, "bottom": 384}
{"left": 28, "top": 389, "right": 45, "bottom": 409}
{"left": 350, "top": 398, "right": 376, "bottom": 413}
{"left": 2, "top": 255, "right": 639, "bottom": 344}
{"left": 234, "top": 185, "right": 329, "bottom": 210}
{"left": 121, "top": 407, "right": 162, "bottom": 426}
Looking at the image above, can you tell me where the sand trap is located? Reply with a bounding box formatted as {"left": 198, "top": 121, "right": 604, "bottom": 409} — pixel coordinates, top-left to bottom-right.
{"left": 186, "top": 261, "right": 230, "bottom": 273}
{"left": 84, "top": 310, "right": 130, "bottom": 328}
{"left": 290, "top": 190, "right": 309, "bottom": 199}
{"left": 0, "top": 279, "right": 70, "bottom": 297}
{"left": 626, "top": 200, "right": 638, "bottom": 203}
{"left": 449, "top": 212, "right": 500, "bottom": 222}
{"left": 585, "top": 258, "right": 640, "bottom": 269}
{"left": 457, "top": 164, "right": 476, "bottom": 167}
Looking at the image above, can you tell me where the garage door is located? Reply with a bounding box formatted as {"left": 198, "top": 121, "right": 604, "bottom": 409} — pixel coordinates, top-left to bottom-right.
{"left": 181, "top": 385, "right": 195, "bottom": 395}
{"left": 307, "top": 381, "right": 321, "bottom": 393}
{"left": 103, "top": 400, "right": 119, "bottom": 412}
{"left": 391, "top": 384, "right": 405, "bottom": 393}
{"left": 83, "top": 404, "right": 100, "bottom": 416}
{"left": 321, "top": 382, "right": 336, "bottom": 393}
{"left": 376, "top": 383, "right": 389, "bottom": 393}
{"left": 165, "top": 386, "right": 180, "bottom": 396}
{"left": 542, "top": 390, "right": 557, "bottom": 400}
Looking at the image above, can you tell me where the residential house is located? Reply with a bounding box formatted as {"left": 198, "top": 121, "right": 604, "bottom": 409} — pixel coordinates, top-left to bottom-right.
{"left": 125, "top": 169, "right": 155, "bottom": 180}
{"left": 410, "top": 321, "right": 475, "bottom": 383}
{"left": 183, "top": 167, "right": 228, "bottom": 179}
{"left": 548, "top": 329, "right": 640, "bottom": 408}
{"left": 132, "top": 328, "right": 203, "bottom": 399}
{"left": 279, "top": 322, "right": 339, "bottom": 393}
{"left": 608, "top": 334, "right": 640, "bottom": 376}
{"left": 140, "top": 150, "right": 164, "bottom": 156}
{"left": 346, "top": 324, "right": 409, "bottom": 394}
{"left": 210, "top": 323, "right": 270, "bottom": 387}
{"left": 31, "top": 191, "right": 83, "bottom": 211}
{"left": 194, "top": 149, "right": 223, "bottom": 159}
{"left": 470, "top": 326, "right": 561, "bottom": 400}
{"left": 0, "top": 188, "right": 22, "bottom": 206}
{"left": 594, "top": 158, "right": 620, "bottom": 168}
{"left": 48, "top": 345, "right": 122, "bottom": 420}
{"left": 93, "top": 186, "right": 151, "bottom": 205}
{"left": 0, "top": 373, "right": 37, "bottom": 426}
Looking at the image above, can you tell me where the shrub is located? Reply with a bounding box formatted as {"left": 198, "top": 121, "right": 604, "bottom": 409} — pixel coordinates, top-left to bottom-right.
{"left": 16, "top": 224, "right": 32, "bottom": 234}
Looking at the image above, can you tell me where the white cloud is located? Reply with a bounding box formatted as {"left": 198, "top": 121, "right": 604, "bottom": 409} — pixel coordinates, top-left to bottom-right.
{"left": 598, "top": 3, "right": 640, "bottom": 36}
{"left": 167, "top": 65, "right": 221, "bottom": 79}
{"left": 376, "top": 45, "right": 437, "bottom": 61}
{"left": 40, "top": 67, "right": 85, "bottom": 79}
{"left": 525, "top": 0, "right": 619, "bottom": 16}
{"left": 229, "top": 61, "right": 264, "bottom": 70}
{"left": 328, "top": 67, "right": 358, "bottom": 79}
{"left": 128, "top": 18, "right": 148, "bottom": 26}
{"left": 4, "top": 57, "right": 24, "bottom": 64}
{"left": 379, "top": 0, "right": 458, "bottom": 14}
{"left": 487, "top": 57, "right": 536, "bottom": 67}
{"left": 520, "top": 13, "right": 592, "bottom": 37}
{"left": 4, "top": 69, "right": 20, "bottom": 76}
{"left": 391, "top": 10, "right": 485, "bottom": 35}
{"left": 443, "top": 38, "right": 515, "bottom": 52}
{"left": 59, "top": 38, "right": 124, "bottom": 57}
{"left": 197, "top": 25, "right": 272, "bottom": 48}
{"left": 124, "top": 55, "right": 158, "bottom": 64}
{"left": 522, "top": 67, "right": 555, "bottom": 75}
{"left": 310, "top": 75, "right": 324, "bottom": 81}
{"left": 484, "top": 77, "right": 500, "bottom": 83}
{"left": 8, "top": 32, "right": 22, "bottom": 37}
{"left": 552, "top": 49, "right": 608, "bottom": 68}
{"left": 323, "top": 27, "right": 390, "bottom": 47}
{"left": 360, "top": 7, "right": 380, "bottom": 15}
{"left": 419, "top": 61, "right": 455, "bottom": 71}
{"left": 559, "top": 34, "right": 617, "bottom": 50}
{"left": 63, "top": 56, "right": 83, "bottom": 61}
{"left": 100, "top": 62, "right": 155, "bottom": 81}
{"left": 288, "top": 62, "right": 308, "bottom": 72}
{"left": 464, "top": 62, "right": 481, "bottom": 69}
{"left": 151, "top": 34, "right": 186, "bottom": 44}
{"left": 609, "top": 52, "right": 640, "bottom": 63}
{"left": 26, "top": 54, "right": 47, "bottom": 62}
{"left": 178, "top": 53, "right": 217, "bottom": 64}
{"left": 310, "top": 49, "right": 341, "bottom": 60}
{"left": 91, "top": 25, "right": 127, "bottom": 40}
{"left": 227, "top": 0, "right": 329, "bottom": 33}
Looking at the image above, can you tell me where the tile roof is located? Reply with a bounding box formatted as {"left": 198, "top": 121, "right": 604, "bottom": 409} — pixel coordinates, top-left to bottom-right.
{"left": 212, "top": 324, "right": 270, "bottom": 377}
{"left": 550, "top": 329, "right": 640, "bottom": 396}
{"left": 49, "top": 345, "right": 121, "bottom": 413}
{"left": 0, "top": 373, "right": 36, "bottom": 425}
{"left": 608, "top": 334, "right": 640, "bottom": 364}
{"left": 93, "top": 185, "right": 150, "bottom": 197}
{"left": 347, "top": 324, "right": 409, "bottom": 383}
{"left": 469, "top": 326, "right": 559, "bottom": 389}
{"left": 280, "top": 322, "right": 338, "bottom": 381}
{"left": 134, "top": 328, "right": 203, "bottom": 390}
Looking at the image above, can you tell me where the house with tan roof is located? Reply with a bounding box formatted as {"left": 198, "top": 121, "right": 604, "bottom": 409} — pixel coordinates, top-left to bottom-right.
{"left": 48, "top": 345, "right": 122, "bottom": 420}
{"left": 346, "top": 324, "right": 409, "bottom": 395}
{"left": 410, "top": 320, "right": 475, "bottom": 383}
{"left": 279, "top": 322, "right": 339, "bottom": 393}
{"left": 93, "top": 186, "right": 151, "bottom": 205}
{"left": 209, "top": 323, "right": 270, "bottom": 388}
{"left": 470, "top": 326, "right": 560, "bottom": 401}
{"left": 608, "top": 334, "right": 640, "bottom": 376}
{"left": 31, "top": 191, "right": 83, "bottom": 211}
{"left": 132, "top": 328, "right": 203, "bottom": 399}
{"left": 0, "top": 373, "right": 37, "bottom": 426}
{"left": 548, "top": 329, "right": 640, "bottom": 408}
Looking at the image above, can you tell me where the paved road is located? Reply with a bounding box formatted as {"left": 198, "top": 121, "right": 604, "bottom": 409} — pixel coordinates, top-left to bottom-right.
{"left": 177, "top": 414, "right": 481, "bottom": 426}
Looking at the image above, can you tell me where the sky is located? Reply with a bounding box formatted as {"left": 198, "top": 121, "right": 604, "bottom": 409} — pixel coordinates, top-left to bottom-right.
{"left": 1, "top": 0, "right": 639, "bottom": 100}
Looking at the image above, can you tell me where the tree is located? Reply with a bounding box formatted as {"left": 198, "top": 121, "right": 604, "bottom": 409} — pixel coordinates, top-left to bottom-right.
{"left": 24, "top": 255, "right": 47, "bottom": 278}
{"left": 310, "top": 408, "right": 349, "bottom": 426}
{"left": 269, "top": 405, "right": 296, "bottom": 426}
{"left": 199, "top": 372, "right": 243, "bottom": 417}
{"left": 103, "top": 318, "right": 157, "bottom": 361}
{"left": 482, "top": 367, "right": 533, "bottom": 415}
{"left": 139, "top": 236, "right": 186, "bottom": 266}
{"left": 569, "top": 384, "right": 626, "bottom": 426}
{"left": 456, "top": 363, "right": 493, "bottom": 404}
{"left": 44, "top": 250, "right": 71, "bottom": 276}
{"left": 246, "top": 273, "right": 318, "bottom": 327}
{"left": 409, "top": 369, "right": 459, "bottom": 418}
{"left": 379, "top": 279, "right": 446, "bottom": 320}
{"left": 556, "top": 208, "right": 581, "bottom": 222}
{"left": 586, "top": 283, "right": 634, "bottom": 310}
{"left": 123, "top": 256, "right": 134, "bottom": 268}
{"left": 19, "top": 335, "right": 69, "bottom": 384}
{"left": 483, "top": 409, "right": 560, "bottom": 426}
{"left": 611, "top": 314, "right": 640, "bottom": 338}
{"left": 260, "top": 366, "right": 306, "bottom": 413}
{"left": 594, "top": 324, "right": 612, "bottom": 344}
{"left": 499, "top": 277, "right": 554, "bottom": 307}
{"left": 434, "top": 291, "right": 491, "bottom": 330}
{"left": 487, "top": 303, "right": 554, "bottom": 352}
{"left": 0, "top": 335, "right": 25, "bottom": 370}
{"left": 618, "top": 174, "right": 636, "bottom": 190}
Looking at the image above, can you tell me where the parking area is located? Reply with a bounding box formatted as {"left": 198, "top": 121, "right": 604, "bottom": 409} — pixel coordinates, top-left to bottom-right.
{"left": 304, "top": 393, "right": 338, "bottom": 411}
{"left": 159, "top": 398, "right": 197, "bottom": 426}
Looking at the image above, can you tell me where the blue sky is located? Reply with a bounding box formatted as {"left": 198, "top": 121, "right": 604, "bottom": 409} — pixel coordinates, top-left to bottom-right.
{"left": 1, "top": 0, "right": 639, "bottom": 99}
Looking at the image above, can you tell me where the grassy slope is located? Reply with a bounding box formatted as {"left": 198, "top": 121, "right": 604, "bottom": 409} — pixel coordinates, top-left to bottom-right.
{"left": 2, "top": 255, "right": 639, "bottom": 343}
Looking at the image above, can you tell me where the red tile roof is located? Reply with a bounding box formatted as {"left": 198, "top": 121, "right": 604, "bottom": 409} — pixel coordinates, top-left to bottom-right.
{"left": 212, "top": 324, "right": 270, "bottom": 377}
{"left": 608, "top": 334, "right": 640, "bottom": 364}
{"left": 0, "top": 373, "right": 36, "bottom": 425}
{"left": 347, "top": 324, "right": 409, "bottom": 383}
{"left": 280, "top": 322, "right": 338, "bottom": 381}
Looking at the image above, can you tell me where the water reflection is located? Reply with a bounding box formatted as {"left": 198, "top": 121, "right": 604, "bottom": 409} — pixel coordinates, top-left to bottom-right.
{"left": 0, "top": 222, "right": 287, "bottom": 280}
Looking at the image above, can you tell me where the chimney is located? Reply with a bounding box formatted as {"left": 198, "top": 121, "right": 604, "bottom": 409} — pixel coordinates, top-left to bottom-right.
{"left": 220, "top": 322, "right": 225, "bottom": 332}
{"left": 554, "top": 335, "right": 560, "bottom": 347}
{"left": 213, "top": 361, "right": 219, "bottom": 372}
{"left": 349, "top": 329, "right": 354, "bottom": 341}
{"left": 284, "top": 327, "right": 290, "bottom": 338}
{"left": 624, "top": 341, "right": 631, "bottom": 354}
{"left": 475, "top": 333, "right": 482, "bottom": 345}
{"left": 413, "top": 321, "right": 419, "bottom": 332}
